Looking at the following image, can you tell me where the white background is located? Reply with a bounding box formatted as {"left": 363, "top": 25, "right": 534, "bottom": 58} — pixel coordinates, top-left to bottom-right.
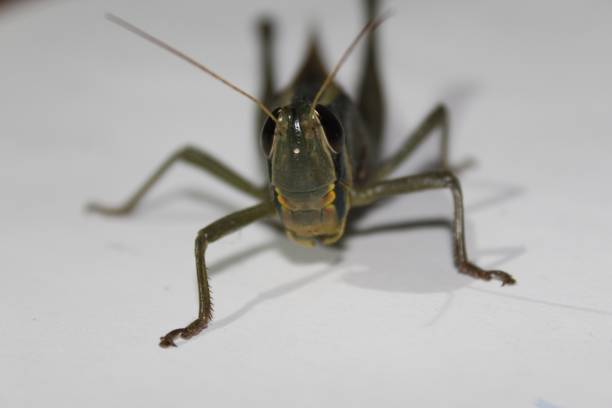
{"left": 1, "top": 0, "right": 611, "bottom": 407}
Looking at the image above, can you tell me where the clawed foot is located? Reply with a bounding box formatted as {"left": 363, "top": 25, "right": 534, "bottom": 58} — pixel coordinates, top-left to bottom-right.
{"left": 459, "top": 261, "right": 516, "bottom": 286}
{"left": 159, "top": 319, "right": 209, "bottom": 348}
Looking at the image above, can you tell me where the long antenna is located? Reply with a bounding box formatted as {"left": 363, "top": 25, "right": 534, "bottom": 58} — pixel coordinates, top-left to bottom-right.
{"left": 105, "top": 13, "right": 278, "bottom": 124}
{"left": 310, "top": 13, "right": 389, "bottom": 113}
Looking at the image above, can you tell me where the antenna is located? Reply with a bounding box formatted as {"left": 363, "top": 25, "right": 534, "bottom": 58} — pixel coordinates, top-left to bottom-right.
{"left": 105, "top": 13, "right": 278, "bottom": 123}
{"left": 310, "top": 12, "right": 389, "bottom": 113}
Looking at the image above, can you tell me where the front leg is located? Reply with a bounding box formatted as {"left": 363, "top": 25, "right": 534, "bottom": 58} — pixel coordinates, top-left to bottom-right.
{"left": 159, "top": 201, "right": 276, "bottom": 348}
{"left": 351, "top": 171, "right": 516, "bottom": 285}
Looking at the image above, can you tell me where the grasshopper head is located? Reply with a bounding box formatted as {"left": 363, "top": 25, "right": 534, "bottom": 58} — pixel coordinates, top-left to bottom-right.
{"left": 261, "top": 102, "right": 350, "bottom": 246}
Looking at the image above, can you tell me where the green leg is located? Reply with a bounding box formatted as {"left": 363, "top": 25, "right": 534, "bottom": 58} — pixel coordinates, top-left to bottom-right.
{"left": 87, "top": 145, "right": 266, "bottom": 216}
{"left": 159, "top": 201, "right": 275, "bottom": 348}
{"left": 374, "top": 104, "right": 449, "bottom": 180}
{"left": 357, "top": 0, "right": 385, "bottom": 154}
{"left": 351, "top": 170, "right": 516, "bottom": 285}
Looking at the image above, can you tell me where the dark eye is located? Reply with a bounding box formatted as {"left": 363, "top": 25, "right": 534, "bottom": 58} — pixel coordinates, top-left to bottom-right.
{"left": 315, "top": 104, "right": 343, "bottom": 153}
{"left": 261, "top": 108, "right": 281, "bottom": 157}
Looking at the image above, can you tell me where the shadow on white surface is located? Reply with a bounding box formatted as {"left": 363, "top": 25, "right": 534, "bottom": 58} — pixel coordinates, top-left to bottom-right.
{"left": 343, "top": 217, "right": 525, "bottom": 293}
{"left": 469, "top": 287, "right": 612, "bottom": 318}
{"left": 164, "top": 177, "right": 528, "bottom": 331}
{"left": 465, "top": 179, "right": 524, "bottom": 213}
{"left": 209, "top": 260, "right": 342, "bottom": 332}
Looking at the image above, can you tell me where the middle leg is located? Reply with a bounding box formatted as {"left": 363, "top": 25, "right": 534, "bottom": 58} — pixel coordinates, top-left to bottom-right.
{"left": 374, "top": 104, "right": 449, "bottom": 181}
{"left": 87, "top": 145, "right": 266, "bottom": 216}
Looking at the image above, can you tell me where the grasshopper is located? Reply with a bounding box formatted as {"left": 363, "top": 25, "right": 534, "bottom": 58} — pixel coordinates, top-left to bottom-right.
{"left": 90, "top": 0, "right": 516, "bottom": 348}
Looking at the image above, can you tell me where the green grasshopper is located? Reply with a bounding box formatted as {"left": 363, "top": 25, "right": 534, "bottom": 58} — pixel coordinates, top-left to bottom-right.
{"left": 90, "top": 0, "right": 515, "bottom": 348}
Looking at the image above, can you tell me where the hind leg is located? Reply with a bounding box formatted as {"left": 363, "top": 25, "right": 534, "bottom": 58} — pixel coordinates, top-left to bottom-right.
{"left": 256, "top": 18, "right": 276, "bottom": 119}
{"left": 357, "top": 0, "right": 385, "bottom": 153}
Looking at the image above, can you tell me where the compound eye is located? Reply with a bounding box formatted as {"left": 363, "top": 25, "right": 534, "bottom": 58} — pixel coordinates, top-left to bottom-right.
{"left": 315, "top": 104, "right": 343, "bottom": 153}
{"left": 261, "top": 108, "right": 281, "bottom": 157}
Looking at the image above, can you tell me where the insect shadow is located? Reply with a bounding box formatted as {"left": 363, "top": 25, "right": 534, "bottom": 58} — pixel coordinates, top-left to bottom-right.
{"left": 166, "top": 177, "right": 524, "bottom": 297}
{"left": 180, "top": 236, "right": 341, "bottom": 336}
{"left": 341, "top": 199, "right": 525, "bottom": 294}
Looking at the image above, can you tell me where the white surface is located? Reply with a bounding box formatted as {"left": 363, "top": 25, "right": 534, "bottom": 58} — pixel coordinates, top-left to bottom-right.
{"left": 1, "top": 1, "right": 611, "bottom": 407}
